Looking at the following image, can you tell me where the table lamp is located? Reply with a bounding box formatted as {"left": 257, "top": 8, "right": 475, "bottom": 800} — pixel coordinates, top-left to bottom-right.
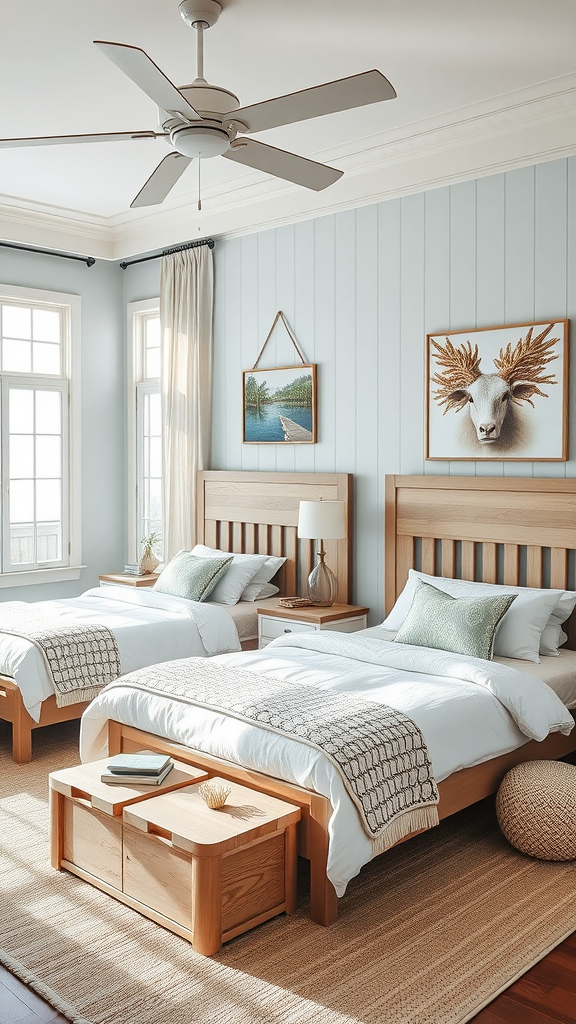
{"left": 297, "top": 499, "right": 346, "bottom": 606}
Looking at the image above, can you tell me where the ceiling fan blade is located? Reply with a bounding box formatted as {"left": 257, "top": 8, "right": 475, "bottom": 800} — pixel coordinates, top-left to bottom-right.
{"left": 228, "top": 70, "right": 396, "bottom": 135}
{"left": 94, "top": 40, "right": 201, "bottom": 121}
{"left": 222, "top": 138, "right": 342, "bottom": 191}
{"left": 0, "top": 130, "right": 160, "bottom": 149}
{"left": 130, "top": 152, "right": 192, "bottom": 208}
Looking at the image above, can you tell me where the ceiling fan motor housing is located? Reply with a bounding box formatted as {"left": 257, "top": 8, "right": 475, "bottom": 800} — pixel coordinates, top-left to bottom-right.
{"left": 178, "top": 82, "right": 240, "bottom": 119}
{"left": 160, "top": 80, "right": 242, "bottom": 158}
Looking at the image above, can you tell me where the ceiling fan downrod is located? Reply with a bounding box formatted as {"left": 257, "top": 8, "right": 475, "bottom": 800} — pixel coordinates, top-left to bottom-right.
{"left": 179, "top": 0, "right": 222, "bottom": 80}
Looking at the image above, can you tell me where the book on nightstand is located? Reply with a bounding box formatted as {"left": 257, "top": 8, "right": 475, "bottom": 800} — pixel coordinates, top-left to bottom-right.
{"left": 101, "top": 761, "right": 174, "bottom": 786}
{"left": 105, "top": 752, "right": 172, "bottom": 774}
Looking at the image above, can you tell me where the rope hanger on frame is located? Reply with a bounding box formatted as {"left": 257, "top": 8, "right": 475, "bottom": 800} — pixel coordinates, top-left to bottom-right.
{"left": 251, "top": 311, "right": 309, "bottom": 369}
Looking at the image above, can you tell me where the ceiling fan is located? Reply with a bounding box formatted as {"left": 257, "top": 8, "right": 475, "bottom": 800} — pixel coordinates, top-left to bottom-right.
{"left": 0, "top": 0, "right": 397, "bottom": 209}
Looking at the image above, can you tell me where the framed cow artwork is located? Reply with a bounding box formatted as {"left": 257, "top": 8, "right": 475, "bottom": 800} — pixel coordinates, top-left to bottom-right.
{"left": 425, "top": 319, "right": 569, "bottom": 461}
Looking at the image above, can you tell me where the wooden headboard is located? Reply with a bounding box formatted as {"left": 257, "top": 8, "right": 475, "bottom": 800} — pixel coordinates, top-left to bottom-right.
{"left": 385, "top": 474, "right": 576, "bottom": 648}
{"left": 197, "top": 471, "right": 353, "bottom": 604}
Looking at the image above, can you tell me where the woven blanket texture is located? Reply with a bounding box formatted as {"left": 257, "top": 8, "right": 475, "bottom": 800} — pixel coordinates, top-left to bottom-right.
{"left": 107, "top": 657, "right": 440, "bottom": 842}
{"left": 0, "top": 605, "right": 121, "bottom": 706}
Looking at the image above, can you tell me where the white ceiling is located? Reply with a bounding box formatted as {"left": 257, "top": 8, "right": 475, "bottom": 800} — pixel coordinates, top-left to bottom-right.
{"left": 1, "top": 0, "right": 576, "bottom": 260}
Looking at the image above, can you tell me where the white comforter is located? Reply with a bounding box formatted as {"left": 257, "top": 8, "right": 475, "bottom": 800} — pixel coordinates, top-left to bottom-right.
{"left": 0, "top": 586, "right": 241, "bottom": 721}
{"left": 79, "top": 631, "right": 574, "bottom": 896}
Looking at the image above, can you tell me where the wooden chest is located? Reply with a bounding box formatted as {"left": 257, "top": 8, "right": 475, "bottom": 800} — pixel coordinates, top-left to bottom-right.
{"left": 50, "top": 759, "right": 301, "bottom": 955}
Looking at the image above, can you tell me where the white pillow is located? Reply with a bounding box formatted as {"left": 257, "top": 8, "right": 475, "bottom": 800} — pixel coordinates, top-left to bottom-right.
{"left": 540, "top": 592, "right": 576, "bottom": 655}
{"left": 241, "top": 581, "right": 280, "bottom": 602}
{"left": 240, "top": 555, "right": 286, "bottom": 598}
{"left": 540, "top": 622, "right": 564, "bottom": 657}
{"left": 382, "top": 569, "right": 562, "bottom": 663}
{"left": 192, "top": 545, "right": 268, "bottom": 605}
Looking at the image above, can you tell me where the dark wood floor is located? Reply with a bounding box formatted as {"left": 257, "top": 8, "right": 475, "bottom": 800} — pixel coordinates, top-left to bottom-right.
{"left": 2, "top": 930, "right": 575, "bottom": 1023}
{"left": 471, "top": 930, "right": 576, "bottom": 1023}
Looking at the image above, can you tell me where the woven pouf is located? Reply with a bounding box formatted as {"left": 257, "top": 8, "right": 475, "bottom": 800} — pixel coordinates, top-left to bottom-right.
{"left": 496, "top": 760, "right": 576, "bottom": 861}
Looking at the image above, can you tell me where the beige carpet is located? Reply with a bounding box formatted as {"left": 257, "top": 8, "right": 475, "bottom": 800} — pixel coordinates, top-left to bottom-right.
{"left": 1, "top": 721, "right": 575, "bottom": 1024}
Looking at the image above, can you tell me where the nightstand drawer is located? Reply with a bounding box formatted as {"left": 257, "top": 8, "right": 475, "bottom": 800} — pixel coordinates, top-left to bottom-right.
{"left": 259, "top": 616, "right": 317, "bottom": 641}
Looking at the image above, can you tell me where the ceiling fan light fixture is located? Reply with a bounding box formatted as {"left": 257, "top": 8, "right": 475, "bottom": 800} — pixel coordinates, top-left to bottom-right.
{"left": 170, "top": 123, "right": 229, "bottom": 158}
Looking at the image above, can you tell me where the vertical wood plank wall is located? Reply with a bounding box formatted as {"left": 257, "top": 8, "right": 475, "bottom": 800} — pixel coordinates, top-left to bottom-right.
{"left": 211, "top": 156, "right": 576, "bottom": 623}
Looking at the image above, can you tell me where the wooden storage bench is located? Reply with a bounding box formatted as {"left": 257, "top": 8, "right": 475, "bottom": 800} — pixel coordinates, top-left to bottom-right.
{"left": 50, "top": 758, "right": 301, "bottom": 956}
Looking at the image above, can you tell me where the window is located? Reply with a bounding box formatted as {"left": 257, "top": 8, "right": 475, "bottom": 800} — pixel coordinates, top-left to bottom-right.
{"left": 127, "top": 299, "right": 163, "bottom": 562}
{"left": 0, "top": 285, "right": 81, "bottom": 587}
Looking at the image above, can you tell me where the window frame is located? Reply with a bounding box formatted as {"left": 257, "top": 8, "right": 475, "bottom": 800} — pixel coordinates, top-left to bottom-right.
{"left": 127, "top": 297, "right": 161, "bottom": 564}
{"left": 0, "top": 283, "right": 82, "bottom": 588}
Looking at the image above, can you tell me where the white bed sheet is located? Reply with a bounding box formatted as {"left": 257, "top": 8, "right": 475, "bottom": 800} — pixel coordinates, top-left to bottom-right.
{"left": 79, "top": 630, "right": 575, "bottom": 897}
{"left": 362, "top": 625, "right": 576, "bottom": 708}
{"left": 0, "top": 586, "right": 241, "bottom": 721}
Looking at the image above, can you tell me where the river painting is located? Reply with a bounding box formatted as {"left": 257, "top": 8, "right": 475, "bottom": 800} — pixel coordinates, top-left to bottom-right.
{"left": 243, "top": 364, "right": 317, "bottom": 443}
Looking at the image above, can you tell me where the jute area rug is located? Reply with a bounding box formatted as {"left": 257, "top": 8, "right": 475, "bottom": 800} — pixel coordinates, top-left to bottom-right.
{"left": 1, "top": 721, "right": 575, "bottom": 1024}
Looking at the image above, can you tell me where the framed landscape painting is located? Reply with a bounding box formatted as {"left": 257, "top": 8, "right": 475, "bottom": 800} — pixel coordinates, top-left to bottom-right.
{"left": 425, "top": 319, "right": 569, "bottom": 461}
{"left": 243, "top": 364, "right": 317, "bottom": 444}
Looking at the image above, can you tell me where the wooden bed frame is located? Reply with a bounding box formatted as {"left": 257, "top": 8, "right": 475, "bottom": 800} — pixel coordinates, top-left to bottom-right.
{"left": 196, "top": 469, "right": 352, "bottom": 604}
{"left": 1, "top": 470, "right": 353, "bottom": 764}
{"left": 106, "top": 474, "right": 576, "bottom": 928}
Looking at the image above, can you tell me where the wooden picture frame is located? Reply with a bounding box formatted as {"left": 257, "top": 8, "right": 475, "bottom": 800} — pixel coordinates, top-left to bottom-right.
{"left": 243, "top": 364, "right": 317, "bottom": 444}
{"left": 425, "top": 319, "right": 569, "bottom": 461}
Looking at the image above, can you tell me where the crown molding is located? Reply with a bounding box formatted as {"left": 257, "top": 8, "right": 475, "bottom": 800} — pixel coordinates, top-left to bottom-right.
{"left": 1, "top": 75, "right": 575, "bottom": 261}
{"left": 0, "top": 198, "right": 115, "bottom": 260}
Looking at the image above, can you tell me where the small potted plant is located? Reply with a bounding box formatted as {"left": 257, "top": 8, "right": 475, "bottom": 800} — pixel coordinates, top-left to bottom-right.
{"left": 139, "top": 530, "right": 162, "bottom": 575}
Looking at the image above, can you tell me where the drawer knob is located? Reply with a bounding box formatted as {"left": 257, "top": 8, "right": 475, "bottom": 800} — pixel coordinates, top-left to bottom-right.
{"left": 284, "top": 628, "right": 292, "bottom": 633}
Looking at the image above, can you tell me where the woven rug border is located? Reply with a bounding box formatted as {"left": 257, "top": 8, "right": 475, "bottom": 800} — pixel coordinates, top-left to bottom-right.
{"left": 457, "top": 922, "right": 576, "bottom": 1024}
{"left": 0, "top": 944, "right": 94, "bottom": 1024}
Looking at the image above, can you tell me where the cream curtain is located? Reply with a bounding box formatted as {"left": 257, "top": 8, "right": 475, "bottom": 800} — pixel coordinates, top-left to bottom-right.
{"left": 160, "top": 245, "right": 214, "bottom": 560}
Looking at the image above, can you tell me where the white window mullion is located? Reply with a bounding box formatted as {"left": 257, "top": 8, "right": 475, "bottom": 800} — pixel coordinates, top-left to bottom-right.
{"left": 1, "top": 379, "right": 8, "bottom": 574}
{"left": 128, "top": 298, "right": 161, "bottom": 564}
{"left": 3, "top": 378, "right": 67, "bottom": 572}
{"left": 0, "top": 284, "right": 81, "bottom": 585}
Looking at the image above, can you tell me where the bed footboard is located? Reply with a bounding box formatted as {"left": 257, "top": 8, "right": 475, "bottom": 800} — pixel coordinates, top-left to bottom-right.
{"left": 106, "top": 717, "right": 576, "bottom": 927}
{"left": 1, "top": 676, "right": 91, "bottom": 764}
{"left": 107, "top": 721, "right": 339, "bottom": 926}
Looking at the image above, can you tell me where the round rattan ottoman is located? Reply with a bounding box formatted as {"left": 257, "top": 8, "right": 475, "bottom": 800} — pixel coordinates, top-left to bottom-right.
{"left": 496, "top": 760, "right": 576, "bottom": 861}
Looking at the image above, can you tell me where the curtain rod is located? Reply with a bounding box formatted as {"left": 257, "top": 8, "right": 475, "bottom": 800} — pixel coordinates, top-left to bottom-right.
{"left": 119, "top": 237, "right": 215, "bottom": 270}
{"left": 0, "top": 241, "right": 95, "bottom": 267}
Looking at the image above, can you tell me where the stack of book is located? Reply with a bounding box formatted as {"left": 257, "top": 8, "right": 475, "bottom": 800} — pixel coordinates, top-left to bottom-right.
{"left": 123, "top": 563, "right": 143, "bottom": 576}
{"left": 100, "top": 751, "right": 174, "bottom": 786}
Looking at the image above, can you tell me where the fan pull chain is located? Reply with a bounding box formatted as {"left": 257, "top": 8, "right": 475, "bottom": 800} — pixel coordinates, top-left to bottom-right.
{"left": 198, "top": 158, "right": 202, "bottom": 211}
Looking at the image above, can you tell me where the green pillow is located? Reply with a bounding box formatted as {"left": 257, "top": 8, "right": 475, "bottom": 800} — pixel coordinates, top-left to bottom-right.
{"left": 393, "top": 579, "right": 516, "bottom": 660}
{"left": 153, "top": 550, "right": 233, "bottom": 602}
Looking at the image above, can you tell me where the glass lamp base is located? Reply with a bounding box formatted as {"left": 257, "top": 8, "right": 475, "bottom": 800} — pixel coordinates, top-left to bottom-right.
{"left": 307, "top": 559, "right": 338, "bottom": 607}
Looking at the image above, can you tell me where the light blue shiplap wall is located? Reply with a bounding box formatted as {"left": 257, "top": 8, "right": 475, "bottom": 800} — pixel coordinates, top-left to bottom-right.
{"left": 212, "top": 156, "right": 576, "bottom": 623}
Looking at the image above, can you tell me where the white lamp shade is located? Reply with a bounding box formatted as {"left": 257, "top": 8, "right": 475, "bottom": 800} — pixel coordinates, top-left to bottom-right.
{"left": 297, "top": 500, "right": 346, "bottom": 540}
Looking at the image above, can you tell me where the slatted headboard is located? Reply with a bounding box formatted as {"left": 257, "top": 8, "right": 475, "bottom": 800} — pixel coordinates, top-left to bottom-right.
{"left": 385, "top": 474, "right": 576, "bottom": 649}
{"left": 197, "top": 471, "right": 353, "bottom": 604}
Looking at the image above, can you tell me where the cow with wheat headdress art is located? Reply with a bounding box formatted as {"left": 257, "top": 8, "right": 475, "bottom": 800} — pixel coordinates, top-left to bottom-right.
{"left": 430, "top": 322, "right": 560, "bottom": 454}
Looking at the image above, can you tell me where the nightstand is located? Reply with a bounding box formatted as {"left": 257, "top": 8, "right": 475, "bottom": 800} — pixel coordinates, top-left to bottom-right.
{"left": 257, "top": 600, "right": 369, "bottom": 649}
{"left": 99, "top": 573, "right": 159, "bottom": 588}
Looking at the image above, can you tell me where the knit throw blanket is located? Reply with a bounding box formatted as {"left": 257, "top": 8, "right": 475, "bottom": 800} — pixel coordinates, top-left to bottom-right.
{"left": 109, "top": 658, "right": 440, "bottom": 847}
{"left": 0, "top": 607, "right": 121, "bottom": 707}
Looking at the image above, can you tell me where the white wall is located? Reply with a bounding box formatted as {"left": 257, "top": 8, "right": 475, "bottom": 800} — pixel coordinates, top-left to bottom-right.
{"left": 211, "top": 157, "right": 576, "bottom": 622}
{"left": 0, "top": 246, "right": 125, "bottom": 600}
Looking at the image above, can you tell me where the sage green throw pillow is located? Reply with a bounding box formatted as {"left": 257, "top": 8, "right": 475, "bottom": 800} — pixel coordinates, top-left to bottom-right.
{"left": 154, "top": 550, "right": 233, "bottom": 602}
{"left": 393, "top": 579, "right": 516, "bottom": 660}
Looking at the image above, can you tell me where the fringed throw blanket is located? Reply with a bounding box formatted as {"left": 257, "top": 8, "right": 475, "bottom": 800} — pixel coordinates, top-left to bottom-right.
{"left": 0, "top": 607, "right": 121, "bottom": 707}
{"left": 109, "top": 658, "right": 440, "bottom": 846}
